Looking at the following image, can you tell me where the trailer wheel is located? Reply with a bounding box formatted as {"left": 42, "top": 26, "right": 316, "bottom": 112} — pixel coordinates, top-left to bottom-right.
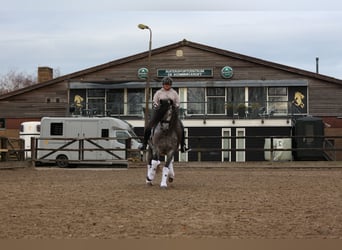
{"left": 56, "top": 155, "right": 69, "bottom": 168}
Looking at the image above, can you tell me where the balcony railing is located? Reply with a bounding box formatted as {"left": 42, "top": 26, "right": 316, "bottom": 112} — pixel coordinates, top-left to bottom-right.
{"left": 69, "top": 101, "right": 306, "bottom": 119}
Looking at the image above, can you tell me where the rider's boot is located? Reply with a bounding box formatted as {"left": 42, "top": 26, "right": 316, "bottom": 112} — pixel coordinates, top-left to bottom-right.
{"left": 139, "top": 128, "right": 151, "bottom": 150}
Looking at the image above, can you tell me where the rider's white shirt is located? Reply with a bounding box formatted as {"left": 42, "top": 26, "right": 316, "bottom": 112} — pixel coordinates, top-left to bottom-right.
{"left": 153, "top": 88, "right": 180, "bottom": 109}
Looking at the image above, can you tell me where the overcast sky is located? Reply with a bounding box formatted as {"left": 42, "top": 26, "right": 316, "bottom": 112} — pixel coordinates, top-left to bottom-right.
{"left": 1, "top": 0, "right": 342, "bottom": 79}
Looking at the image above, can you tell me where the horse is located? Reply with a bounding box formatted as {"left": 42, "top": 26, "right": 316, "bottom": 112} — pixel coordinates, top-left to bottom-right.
{"left": 145, "top": 99, "right": 182, "bottom": 188}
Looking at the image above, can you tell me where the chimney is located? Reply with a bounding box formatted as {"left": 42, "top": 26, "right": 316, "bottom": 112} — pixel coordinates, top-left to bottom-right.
{"left": 38, "top": 67, "right": 53, "bottom": 83}
{"left": 316, "top": 57, "right": 319, "bottom": 74}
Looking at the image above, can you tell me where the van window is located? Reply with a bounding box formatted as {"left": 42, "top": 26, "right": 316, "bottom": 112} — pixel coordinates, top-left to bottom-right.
{"left": 116, "top": 131, "right": 129, "bottom": 144}
{"left": 101, "top": 129, "right": 109, "bottom": 138}
{"left": 50, "top": 123, "right": 63, "bottom": 136}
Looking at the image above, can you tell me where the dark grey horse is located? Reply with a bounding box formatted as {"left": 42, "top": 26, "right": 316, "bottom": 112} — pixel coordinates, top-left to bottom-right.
{"left": 146, "top": 99, "right": 182, "bottom": 188}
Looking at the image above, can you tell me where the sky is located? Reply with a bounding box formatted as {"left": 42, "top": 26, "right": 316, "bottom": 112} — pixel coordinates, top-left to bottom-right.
{"left": 1, "top": 0, "right": 342, "bottom": 80}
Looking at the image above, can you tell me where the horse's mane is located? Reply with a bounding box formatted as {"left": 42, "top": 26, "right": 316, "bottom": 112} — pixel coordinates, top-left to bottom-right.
{"left": 154, "top": 99, "right": 178, "bottom": 127}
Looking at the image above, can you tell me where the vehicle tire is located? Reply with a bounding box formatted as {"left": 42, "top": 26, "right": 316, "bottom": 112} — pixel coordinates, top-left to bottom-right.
{"left": 56, "top": 155, "right": 69, "bottom": 168}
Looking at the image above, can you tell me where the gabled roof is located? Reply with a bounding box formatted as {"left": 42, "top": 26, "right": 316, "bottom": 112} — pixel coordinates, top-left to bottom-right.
{"left": 1, "top": 39, "right": 341, "bottom": 100}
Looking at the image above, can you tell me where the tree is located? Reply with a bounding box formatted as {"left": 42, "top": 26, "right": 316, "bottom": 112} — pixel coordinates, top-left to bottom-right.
{"left": 0, "top": 70, "right": 37, "bottom": 95}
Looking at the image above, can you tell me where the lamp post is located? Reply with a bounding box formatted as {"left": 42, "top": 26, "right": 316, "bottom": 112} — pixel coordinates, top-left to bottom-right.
{"left": 138, "top": 23, "right": 152, "bottom": 128}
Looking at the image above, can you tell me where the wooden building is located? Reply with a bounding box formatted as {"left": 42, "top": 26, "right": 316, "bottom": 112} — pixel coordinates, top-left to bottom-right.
{"left": 1, "top": 40, "right": 342, "bottom": 161}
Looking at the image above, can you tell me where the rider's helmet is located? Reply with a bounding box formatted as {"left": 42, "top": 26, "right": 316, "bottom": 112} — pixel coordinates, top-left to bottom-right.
{"left": 161, "top": 76, "right": 173, "bottom": 86}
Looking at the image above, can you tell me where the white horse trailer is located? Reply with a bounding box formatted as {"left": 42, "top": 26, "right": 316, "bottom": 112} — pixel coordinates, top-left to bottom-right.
{"left": 19, "top": 121, "right": 41, "bottom": 159}
{"left": 36, "top": 117, "right": 142, "bottom": 167}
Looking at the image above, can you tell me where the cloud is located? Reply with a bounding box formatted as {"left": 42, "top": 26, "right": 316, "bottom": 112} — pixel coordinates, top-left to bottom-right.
{"left": 0, "top": 2, "right": 342, "bottom": 79}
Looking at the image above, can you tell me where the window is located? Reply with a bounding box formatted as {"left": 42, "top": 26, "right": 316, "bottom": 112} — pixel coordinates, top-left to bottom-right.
{"left": 127, "top": 89, "right": 144, "bottom": 115}
{"left": 187, "top": 88, "right": 205, "bottom": 114}
{"left": 268, "top": 87, "right": 288, "bottom": 115}
{"left": 207, "top": 88, "right": 225, "bottom": 114}
{"left": 227, "top": 87, "right": 245, "bottom": 117}
{"left": 248, "top": 87, "right": 266, "bottom": 118}
{"left": 88, "top": 99, "right": 105, "bottom": 116}
{"left": 0, "top": 118, "right": 5, "bottom": 129}
{"left": 116, "top": 131, "right": 130, "bottom": 144}
{"left": 227, "top": 87, "right": 245, "bottom": 106}
{"left": 50, "top": 123, "right": 63, "bottom": 136}
{"left": 107, "top": 90, "right": 124, "bottom": 115}
{"left": 101, "top": 129, "right": 109, "bottom": 138}
{"left": 88, "top": 89, "right": 105, "bottom": 116}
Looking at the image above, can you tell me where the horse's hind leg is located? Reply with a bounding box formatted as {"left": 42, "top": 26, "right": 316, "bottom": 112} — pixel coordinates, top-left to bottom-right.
{"left": 168, "top": 158, "right": 175, "bottom": 183}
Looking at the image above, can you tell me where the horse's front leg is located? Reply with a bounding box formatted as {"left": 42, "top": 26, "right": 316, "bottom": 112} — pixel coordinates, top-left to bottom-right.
{"left": 146, "top": 147, "right": 160, "bottom": 186}
{"left": 160, "top": 152, "right": 175, "bottom": 188}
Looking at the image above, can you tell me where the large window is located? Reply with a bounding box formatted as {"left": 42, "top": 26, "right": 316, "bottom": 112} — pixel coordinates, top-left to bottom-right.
{"left": 107, "top": 90, "right": 124, "bottom": 116}
{"left": 248, "top": 87, "right": 266, "bottom": 118}
{"left": 268, "top": 87, "right": 288, "bottom": 115}
{"left": 207, "top": 88, "right": 225, "bottom": 114}
{"left": 227, "top": 87, "right": 245, "bottom": 106}
{"left": 127, "top": 89, "right": 144, "bottom": 115}
{"left": 88, "top": 89, "right": 105, "bottom": 116}
{"left": 187, "top": 88, "right": 205, "bottom": 115}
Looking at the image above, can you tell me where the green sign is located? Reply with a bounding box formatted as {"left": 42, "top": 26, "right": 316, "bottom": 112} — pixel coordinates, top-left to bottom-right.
{"left": 157, "top": 69, "right": 213, "bottom": 78}
{"left": 138, "top": 67, "right": 148, "bottom": 80}
{"left": 221, "top": 66, "right": 233, "bottom": 79}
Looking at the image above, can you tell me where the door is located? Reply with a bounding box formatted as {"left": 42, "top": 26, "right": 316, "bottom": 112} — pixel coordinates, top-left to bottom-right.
{"left": 222, "top": 128, "right": 231, "bottom": 162}
{"left": 236, "top": 128, "right": 245, "bottom": 162}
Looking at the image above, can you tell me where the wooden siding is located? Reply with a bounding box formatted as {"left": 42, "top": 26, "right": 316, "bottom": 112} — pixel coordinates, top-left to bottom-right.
{"left": 0, "top": 41, "right": 341, "bottom": 121}
{"left": 309, "top": 79, "right": 342, "bottom": 116}
{"left": 0, "top": 81, "right": 69, "bottom": 118}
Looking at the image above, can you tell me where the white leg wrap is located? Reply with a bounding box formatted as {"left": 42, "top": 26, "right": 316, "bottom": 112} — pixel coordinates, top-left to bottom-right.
{"left": 146, "top": 165, "right": 153, "bottom": 184}
{"left": 160, "top": 167, "right": 170, "bottom": 188}
{"left": 147, "top": 160, "right": 160, "bottom": 182}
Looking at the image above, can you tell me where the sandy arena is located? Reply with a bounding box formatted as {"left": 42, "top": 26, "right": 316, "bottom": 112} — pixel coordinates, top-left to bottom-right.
{"left": 1, "top": 161, "right": 342, "bottom": 239}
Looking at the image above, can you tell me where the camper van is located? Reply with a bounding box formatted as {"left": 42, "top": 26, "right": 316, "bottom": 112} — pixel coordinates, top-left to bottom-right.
{"left": 20, "top": 121, "right": 41, "bottom": 159}
{"left": 36, "top": 117, "right": 142, "bottom": 167}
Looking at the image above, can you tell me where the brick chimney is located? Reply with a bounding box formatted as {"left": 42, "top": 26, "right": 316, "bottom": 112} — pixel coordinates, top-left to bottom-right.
{"left": 38, "top": 67, "right": 53, "bottom": 83}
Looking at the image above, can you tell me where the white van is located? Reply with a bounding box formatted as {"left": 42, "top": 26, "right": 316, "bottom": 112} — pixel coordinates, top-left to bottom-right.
{"left": 19, "top": 121, "right": 41, "bottom": 159}
{"left": 36, "top": 117, "right": 141, "bottom": 167}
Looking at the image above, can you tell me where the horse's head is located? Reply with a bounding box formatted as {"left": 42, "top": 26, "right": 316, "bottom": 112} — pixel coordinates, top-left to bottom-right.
{"left": 157, "top": 99, "right": 177, "bottom": 131}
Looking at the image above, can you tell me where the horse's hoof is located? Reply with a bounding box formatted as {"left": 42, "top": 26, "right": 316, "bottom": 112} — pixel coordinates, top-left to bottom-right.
{"left": 168, "top": 177, "right": 174, "bottom": 183}
{"left": 160, "top": 184, "right": 167, "bottom": 189}
{"left": 146, "top": 180, "right": 153, "bottom": 186}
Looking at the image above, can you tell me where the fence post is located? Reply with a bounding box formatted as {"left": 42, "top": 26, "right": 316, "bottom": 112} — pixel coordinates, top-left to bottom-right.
{"left": 18, "top": 138, "right": 25, "bottom": 161}
{"left": 31, "top": 137, "right": 37, "bottom": 167}
{"left": 270, "top": 137, "right": 274, "bottom": 162}
{"left": 125, "top": 138, "right": 131, "bottom": 160}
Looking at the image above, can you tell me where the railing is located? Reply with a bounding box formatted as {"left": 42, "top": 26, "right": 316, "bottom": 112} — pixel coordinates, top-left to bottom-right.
{"left": 69, "top": 100, "right": 304, "bottom": 119}
{"left": 2, "top": 135, "right": 341, "bottom": 164}
{"left": 30, "top": 137, "right": 142, "bottom": 167}
{"left": 0, "top": 136, "right": 25, "bottom": 161}
{"left": 188, "top": 135, "right": 342, "bottom": 162}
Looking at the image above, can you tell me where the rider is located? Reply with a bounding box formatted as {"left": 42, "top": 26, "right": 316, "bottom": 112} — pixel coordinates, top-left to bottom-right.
{"left": 139, "top": 76, "right": 191, "bottom": 152}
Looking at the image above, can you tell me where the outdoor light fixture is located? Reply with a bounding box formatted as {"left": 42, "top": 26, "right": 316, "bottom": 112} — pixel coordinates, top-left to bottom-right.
{"left": 137, "top": 23, "right": 152, "bottom": 128}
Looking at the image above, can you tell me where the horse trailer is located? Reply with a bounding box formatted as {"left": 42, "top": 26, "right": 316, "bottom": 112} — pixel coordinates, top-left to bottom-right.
{"left": 19, "top": 121, "right": 41, "bottom": 159}
{"left": 36, "top": 117, "right": 142, "bottom": 167}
